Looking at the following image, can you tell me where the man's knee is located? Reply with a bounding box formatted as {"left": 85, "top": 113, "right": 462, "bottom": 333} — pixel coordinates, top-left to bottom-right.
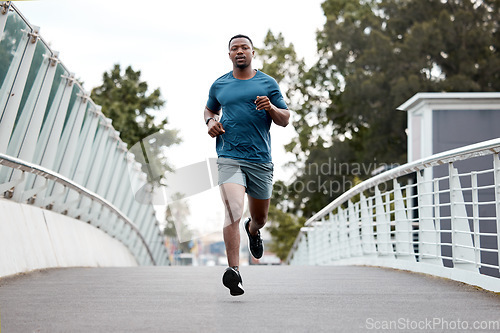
{"left": 252, "top": 213, "right": 268, "bottom": 228}
{"left": 223, "top": 198, "right": 244, "bottom": 224}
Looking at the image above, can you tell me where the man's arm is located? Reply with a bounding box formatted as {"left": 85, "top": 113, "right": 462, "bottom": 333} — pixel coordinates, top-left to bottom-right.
{"left": 255, "top": 96, "right": 290, "bottom": 127}
{"left": 204, "top": 106, "right": 225, "bottom": 138}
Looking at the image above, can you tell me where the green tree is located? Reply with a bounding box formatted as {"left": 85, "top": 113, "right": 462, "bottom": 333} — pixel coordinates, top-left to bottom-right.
{"left": 91, "top": 64, "right": 180, "bottom": 182}
{"left": 284, "top": 0, "right": 500, "bottom": 216}
{"left": 258, "top": 1, "right": 500, "bottom": 255}
{"left": 255, "top": 31, "right": 309, "bottom": 255}
{"left": 256, "top": 30, "right": 306, "bottom": 103}
{"left": 267, "top": 204, "right": 305, "bottom": 261}
{"left": 313, "top": 0, "right": 500, "bottom": 160}
{"left": 256, "top": 30, "right": 314, "bottom": 161}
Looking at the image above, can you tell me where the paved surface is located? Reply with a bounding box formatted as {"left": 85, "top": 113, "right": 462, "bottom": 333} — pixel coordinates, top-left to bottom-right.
{"left": 0, "top": 266, "right": 499, "bottom": 332}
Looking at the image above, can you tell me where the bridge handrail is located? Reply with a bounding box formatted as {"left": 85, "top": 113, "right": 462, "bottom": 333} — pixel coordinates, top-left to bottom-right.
{"left": 0, "top": 152, "right": 156, "bottom": 265}
{"left": 0, "top": 1, "right": 168, "bottom": 266}
{"left": 286, "top": 138, "right": 500, "bottom": 292}
{"left": 304, "top": 138, "right": 500, "bottom": 227}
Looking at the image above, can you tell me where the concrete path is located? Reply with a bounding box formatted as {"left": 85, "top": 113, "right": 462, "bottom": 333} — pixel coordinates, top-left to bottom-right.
{"left": 1, "top": 266, "right": 499, "bottom": 332}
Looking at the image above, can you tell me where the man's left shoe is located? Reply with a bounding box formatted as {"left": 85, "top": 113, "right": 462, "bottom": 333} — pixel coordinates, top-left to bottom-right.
{"left": 222, "top": 267, "right": 244, "bottom": 296}
{"left": 244, "top": 218, "right": 264, "bottom": 259}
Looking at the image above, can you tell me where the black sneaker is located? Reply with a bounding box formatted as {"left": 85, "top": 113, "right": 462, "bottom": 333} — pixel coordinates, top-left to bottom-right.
{"left": 244, "top": 218, "right": 264, "bottom": 259}
{"left": 222, "top": 267, "right": 244, "bottom": 296}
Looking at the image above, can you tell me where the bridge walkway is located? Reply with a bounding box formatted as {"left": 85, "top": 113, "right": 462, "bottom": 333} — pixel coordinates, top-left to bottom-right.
{"left": 1, "top": 266, "right": 499, "bottom": 332}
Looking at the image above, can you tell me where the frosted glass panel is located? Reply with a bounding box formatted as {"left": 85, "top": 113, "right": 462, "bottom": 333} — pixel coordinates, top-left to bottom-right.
{"left": 0, "top": 9, "right": 30, "bottom": 116}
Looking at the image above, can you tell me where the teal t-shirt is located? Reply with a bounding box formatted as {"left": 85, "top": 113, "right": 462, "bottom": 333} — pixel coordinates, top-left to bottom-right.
{"left": 206, "top": 70, "right": 288, "bottom": 163}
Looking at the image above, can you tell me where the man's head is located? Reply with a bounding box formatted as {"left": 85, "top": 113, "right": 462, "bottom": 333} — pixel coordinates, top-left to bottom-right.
{"left": 228, "top": 34, "right": 253, "bottom": 50}
{"left": 228, "top": 34, "right": 254, "bottom": 69}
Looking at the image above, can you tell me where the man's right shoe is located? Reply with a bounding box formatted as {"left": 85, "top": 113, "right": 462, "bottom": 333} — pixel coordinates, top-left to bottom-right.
{"left": 222, "top": 267, "right": 244, "bottom": 296}
{"left": 244, "top": 218, "right": 264, "bottom": 259}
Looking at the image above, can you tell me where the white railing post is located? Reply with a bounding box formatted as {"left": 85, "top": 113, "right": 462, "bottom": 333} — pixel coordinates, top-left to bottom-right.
{"left": 12, "top": 52, "right": 58, "bottom": 202}
{"left": 293, "top": 230, "right": 309, "bottom": 265}
{"left": 303, "top": 231, "right": 310, "bottom": 265}
{"left": 320, "top": 218, "right": 329, "bottom": 265}
{"left": 338, "top": 207, "right": 350, "bottom": 258}
{"left": 0, "top": 25, "right": 38, "bottom": 154}
{"left": 35, "top": 73, "right": 74, "bottom": 168}
{"left": 375, "top": 186, "right": 394, "bottom": 257}
{"left": 348, "top": 200, "right": 363, "bottom": 257}
{"left": 432, "top": 178, "right": 442, "bottom": 263}
{"left": 0, "top": 2, "right": 10, "bottom": 36}
{"left": 393, "top": 179, "right": 415, "bottom": 260}
{"left": 314, "top": 220, "right": 325, "bottom": 265}
{"left": 417, "top": 170, "right": 441, "bottom": 264}
{"left": 50, "top": 110, "right": 88, "bottom": 211}
{"left": 328, "top": 212, "right": 340, "bottom": 262}
{"left": 77, "top": 120, "right": 113, "bottom": 221}
{"left": 113, "top": 162, "right": 144, "bottom": 238}
{"left": 6, "top": 48, "right": 52, "bottom": 161}
{"left": 305, "top": 232, "right": 310, "bottom": 265}
{"left": 96, "top": 144, "right": 128, "bottom": 226}
{"left": 494, "top": 153, "right": 500, "bottom": 274}
{"left": 305, "top": 228, "right": 313, "bottom": 265}
{"left": 108, "top": 154, "right": 137, "bottom": 236}
{"left": 471, "top": 172, "right": 480, "bottom": 269}
{"left": 49, "top": 93, "right": 88, "bottom": 208}
{"left": 312, "top": 221, "right": 320, "bottom": 265}
{"left": 64, "top": 106, "right": 100, "bottom": 211}
{"left": 449, "top": 164, "right": 476, "bottom": 271}
{"left": 88, "top": 136, "right": 121, "bottom": 222}
{"left": 33, "top": 74, "right": 75, "bottom": 207}
{"left": 360, "top": 193, "right": 377, "bottom": 255}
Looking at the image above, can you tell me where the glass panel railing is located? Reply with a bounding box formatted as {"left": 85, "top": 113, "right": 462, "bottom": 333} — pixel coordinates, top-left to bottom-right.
{"left": 53, "top": 84, "right": 84, "bottom": 174}
{"left": 40, "top": 63, "right": 67, "bottom": 131}
{"left": 14, "top": 41, "right": 51, "bottom": 123}
{"left": 0, "top": 3, "right": 168, "bottom": 266}
{"left": 8, "top": 40, "right": 51, "bottom": 157}
{"left": 23, "top": 63, "right": 70, "bottom": 192}
{"left": 0, "top": 8, "right": 30, "bottom": 117}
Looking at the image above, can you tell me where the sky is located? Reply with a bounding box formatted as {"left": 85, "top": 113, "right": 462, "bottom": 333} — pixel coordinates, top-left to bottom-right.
{"left": 13, "top": 0, "right": 326, "bottom": 240}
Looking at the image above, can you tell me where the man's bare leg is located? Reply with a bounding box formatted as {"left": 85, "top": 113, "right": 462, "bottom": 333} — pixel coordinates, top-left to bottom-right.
{"left": 220, "top": 183, "right": 246, "bottom": 267}
{"left": 247, "top": 195, "right": 270, "bottom": 235}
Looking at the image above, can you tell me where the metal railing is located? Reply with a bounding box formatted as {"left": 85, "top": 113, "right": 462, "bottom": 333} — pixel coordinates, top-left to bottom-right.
{"left": 0, "top": 1, "right": 168, "bottom": 266}
{"left": 0, "top": 152, "right": 157, "bottom": 264}
{"left": 286, "top": 138, "right": 500, "bottom": 292}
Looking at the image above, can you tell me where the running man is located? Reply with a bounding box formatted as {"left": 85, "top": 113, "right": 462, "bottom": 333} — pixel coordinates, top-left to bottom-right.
{"left": 204, "top": 34, "right": 290, "bottom": 296}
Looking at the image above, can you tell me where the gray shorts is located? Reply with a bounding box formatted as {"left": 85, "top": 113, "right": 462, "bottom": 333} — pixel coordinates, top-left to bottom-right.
{"left": 217, "top": 157, "right": 274, "bottom": 200}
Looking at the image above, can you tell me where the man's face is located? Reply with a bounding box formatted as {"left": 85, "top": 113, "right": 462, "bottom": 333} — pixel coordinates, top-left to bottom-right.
{"left": 228, "top": 38, "right": 254, "bottom": 69}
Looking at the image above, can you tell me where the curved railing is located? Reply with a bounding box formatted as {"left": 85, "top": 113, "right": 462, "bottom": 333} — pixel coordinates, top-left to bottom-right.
{"left": 0, "top": 2, "right": 168, "bottom": 266}
{"left": 287, "top": 138, "right": 500, "bottom": 292}
{"left": 0, "top": 153, "right": 157, "bottom": 265}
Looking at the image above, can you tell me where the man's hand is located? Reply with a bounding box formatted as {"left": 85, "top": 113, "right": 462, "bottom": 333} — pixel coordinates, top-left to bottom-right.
{"left": 207, "top": 120, "right": 225, "bottom": 138}
{"left": 255, "top": 96, "right": 273, "bottom": 112}
{"left": 255, "top": 96, "right": 290, "bottom": 127}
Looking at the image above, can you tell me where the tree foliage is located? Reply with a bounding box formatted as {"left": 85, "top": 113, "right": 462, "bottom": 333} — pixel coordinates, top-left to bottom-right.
{"left": 91, "top": 64, "right": 180, "bottom": 181}
{"left": 267, "top": 204, "right": 305, "bottom": 261}
{"left": 280, "top": 0, "right": 499, "bottom": 216}
{"left": 258, "top": 0, "right": 500, "bottom": 254}
{"left": 256, "top": 31, "right": 306, "bottom": 103}
{"left": 256, "top": 32, "right": 308, "bottom": 256}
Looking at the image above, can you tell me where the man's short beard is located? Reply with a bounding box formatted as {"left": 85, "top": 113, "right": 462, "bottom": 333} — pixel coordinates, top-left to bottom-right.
{"left": 235, "top": 62, "right": 249, "bottom": 69}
